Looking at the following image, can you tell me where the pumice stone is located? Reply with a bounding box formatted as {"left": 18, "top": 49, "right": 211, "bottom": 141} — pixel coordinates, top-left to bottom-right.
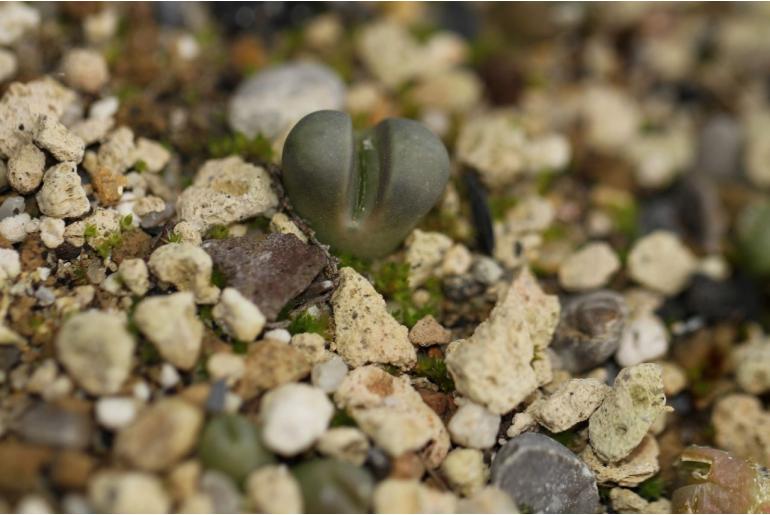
{"left": 281, "top": 110, "right": 450, "bottom": 258}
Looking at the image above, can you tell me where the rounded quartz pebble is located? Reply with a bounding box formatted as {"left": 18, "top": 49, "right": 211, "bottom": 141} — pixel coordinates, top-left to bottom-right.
{"left": 198, "top": 414, "right": 274, "bottom": 483}
{"left": 490, "top": 432, "right": 600, "bottom": 514}
{"left": 292, "top": 459, "right": 374, "bottom": 514}
{"left": 311, "top": 355, "right": 349, "bottom": 393}
{"left": 447, "top": 400, "right": 501, "bottom": 449}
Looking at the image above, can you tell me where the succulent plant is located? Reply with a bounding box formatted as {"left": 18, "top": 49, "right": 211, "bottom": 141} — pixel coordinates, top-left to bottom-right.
{"left": 292, "top": 458, "right": 375, "bottom": 513}
{"left": 198, "top": 414, "right": 274, "bottom": 483}
{"left": 281, "top": 110, "right": 450, "bottom": 258}
{"left": 672, "top": 446, "right": 770, "bottom": 513}
{"left": 737, "top": 201, "right": 770, "bottom": 276}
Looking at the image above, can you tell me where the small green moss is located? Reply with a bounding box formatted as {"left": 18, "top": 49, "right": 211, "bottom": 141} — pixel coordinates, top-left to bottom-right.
{"left": 206, "top": 224, "right": 229, "bottom": 240}
{"left": 371, "top": 261, "right": 442, "bottom": 328}
{"left": 287, "top": 310, "right": 330, "bottom": 338}
{"left": 543, "top": 428, "right": 580, "bottom": 450}
{"left": 134, "top": 159, "right": 148, "bottom": 173}
{"left": 139, "top": 340, "right": 161, "bottom": 365}
{"left": 96, "top": 232, "right": 123, "bottom": 259}
{"left": 413, "top": 353, "right": 455, "bottom": 393}
{"left": 120, "top": 214, "right": 134, "bottom": 232}
{"left": 609, "top": 199, "right": 639, "bottom": 241}
{"left": 248, "top": 216, "right": 271, "bottom": 232}
{"left": 336, "top": 252, "right": 372, "bottom": 275}
{"left": 488, "top": 195, "right": 518, "bottom": 220}
{"left": 637, "top": 475, "right": 665, "bottom": 501}
{"left": 83, "top": 224, "right": 97, "bottom": 239}
{"left": 232, "top": 340, "right": 248, "bottom": 354}
{"left": 380, "top": 364, "right": 401, "bottom": 376}
{"left": 167, "top": 231, "right": 183, "bottom": 243}
{"left": 211, "top": 266, "right": 227, "bottom": 289}
{"left": 208, "top": 132, "right": 273, "bottom": 162}
{"left": 329, "top": 408, "right": 357, "bottom": 428}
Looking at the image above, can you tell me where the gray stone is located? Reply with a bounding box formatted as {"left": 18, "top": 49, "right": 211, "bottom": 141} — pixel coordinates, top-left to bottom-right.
{"left": 14, "top": 402, "right": 92, "bottom": 449}
{"left": 490, "top": 432, "right": 600, "bottom": 514}
{"left": 228, "top": 61, "right": 345, "bottom": 140}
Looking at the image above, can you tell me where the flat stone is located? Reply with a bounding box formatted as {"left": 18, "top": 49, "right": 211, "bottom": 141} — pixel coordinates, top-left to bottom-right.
{"left": 13, "top": 402, "right": 92, "bottom": 450}
{"left": 409, "top": 314, "right": 452, "bottom": 347}
{"left": 204, "top": 233, "right": 326, "bottom": 320}
{"left": 490, "top": 432, "right": 600, "bottom": 513}
{"left": 237, "top": 339, "right": 311, "bottom": 399}
{"left": 530, "top": 379, "right": 610, "bottom": 433}
{"left": 580, "top": 434, "right": 659, "bottom": 487}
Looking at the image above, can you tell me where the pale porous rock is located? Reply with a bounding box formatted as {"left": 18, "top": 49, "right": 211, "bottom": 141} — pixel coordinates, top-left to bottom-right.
{"left": 456, "top": 109, "right": 570, "bottom": 189}
{"left": 212, "top": 287, "right": 265, "bottom": 342}
{"left": 447, "top": 400, "right": 500, "bottom": 449}
{"left": 712, "top": 393, "right": 770, "bottom": 466}
{"left": 60, "top": 48, "right": 109, "bottom": 94}
{"left": 39, "top": 217, "right": 65, "bottom": 248}
{"left": 56, "top": 310, "right": 135, "bottom": 395}
{"left": 238, "top": 340, "right": 311, "bottom": 399}
{"left": 588, "top": 363, "right": 667, "bottom": 463}
{"left": 659, "top": 361, "right": 687, "bottom": 396}
{"left": 409, "top": 315, "right": 452, "bottom": 347}
{"left": 89, "top": 470, "right": 171, "bottom": 514}
{"left": 116, "top": 397, "right": 202, "bottom": 471}
{"left": 331, "top": 267, "right": 416, "bottom": 369}
{"left": 405, "top": 229, "right": 453, "bottom": 288}
{"left": 581, "top": 434, "right": 659, "bottom": 487}
{"left": 410, "top": 69, "right": 482, "bottom": 113}
{"left": 311, "top": 354, "right": 349, "bottom": 393}
{"left": 627, "top": 231, "right": 697, "bottom": 295}
{"left": 357, "top": 21, "right": 422, "bottom": 89}
{"left": 176, "top": 156, "right": 278, "bottom": 232}
{"left": 0, "top": 2, "right": 40, "bottom": 46}
{"left": 261, "top": 383, "right": 333, "bottom": 457}
{"left": 95, "top": 397, "right": 138, "bottom": 431}
{"left": 290, "top": 332, "right": 327, "bottom": 364}
{"left": 745, "top": 111, "right": 770, "bottom": 189}
{"left": 506, "top": 411, "right": 538, "bottom": 438}
{"left": 7, "top": 142, "right": 45, "bottom": 194}
{"left": 97, "top": 127, "right": 136, "bottom": 173}
{"left": 373, "top": 479, "right": 457, "bottom": 514}
{"left": 247, "top": 465, "right": 303, "bottom": 514}
{"left": 581, "top": 84, "right": 640, "bottom": 152}
{"left": 0, "top": 212, "right": 30, "bottom": 243}
{"left": 558, "top": 242, "right": 620, "bottom": 291}
{"left": 172, "top": 221, "right": 202, "bottom": 246}
{"left": 134, "top": 138, "right": 170, "bottom": 173}
{"left": 133, "top": 292, "right": 203, "bottom": 370}
{"left": 0, "top": 78, "right": 76, "bottom": 158}
{"left": 732, "top": 337, "right": 770, "bottom": 394}
{"left": 334, "top": 365, "right": 450, "bottom": 468}
{"left": 118, "top": 258, "right": 150, "bottom": 297}
{"left": 441, "top": 448, "right": 489, "bottom": 497}
{"left": 615, "top": 313, "right": 669, "bottom": 367}
{"left": 625, "top": 120, "right": 693, "bottom": 189}
{"left": 316, "top": 427, "right": 370, "bottom": 465}
{"left": 441, "top": 243, "right": 473, "bottom": 276}
{"left": 34, "top": 115, "right": 85, "bottom": 163}
{"left": 269, "top": 212, "right": 307, "bottom": 242}
{"left": 0, "top": 49, "right": 17, "bottom": 83}
{"left": 446, "top": 268, "right": 560, "bottom": 414}
{"left": 0, "top": 248, "right": 20, "bottom": 286}
{"left": 530, "top": 378, "right": 610, "bottom": 433}
{"left": 36, "top": 162, "right": 90, "bottom": 219}
{"left": 148, "top": 243, "right": 220, "bottom": 304}
{"left": 609, "top": 487, "right": 672, "bottom": 514}
{"left": 70, "top": 116, "right": 114, "bottom": 146}
{"left": 457, "top": 486, "right": 519, "bottom": 514}
{"left": 132, "top": 195, "right": 166, "bottom": 218}
{"left": 206, "top": 352, "right": 245, "bottom": 386}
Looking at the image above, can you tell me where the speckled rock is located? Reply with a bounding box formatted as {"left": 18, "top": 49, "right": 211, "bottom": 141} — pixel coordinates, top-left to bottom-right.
{"left": 212, "top": 287, "right": 266, "bottom": 342}
{"left": 581, "top": 434, "right": 659, "bottom": 487}
{"left": 558, "top": 242, "right": 620, "bottom": 291}
{"left": 89, "top": 470, "right": 170, "bottom": 514}
{"left": 96, "top": 126, "right": 135, "bottom": 173}
{"left": 447, "top": 400, "right": 500, "bottom": 449}
{"left": 446, "top": 268, "right": 559, "bottom": 414}
{"left": 238, "top": 340, "right": 311, "bottom": 399}
{"left": 203, "top": 233, "right": 326, "bottom": 320}
{"left": 60, "top": 48, "right": 109, "bottom": 94}
{"left": 148, "top": 243, "right": 220, "bottom": 304}
{"left": 331, "top": 267, "right": 416, "bottom": 369}
{"left": 491, "top": 432, "right": 600, "bottom": 513}
{"left": 531, "top": 379, "right": 610, "bottom": 433}
{"left": 7, "top": 142, "right": 44, "bottom": 194}
{"left": 373, "top": 479, "right": 457, "bottom": 514}
{"left": 177, "top": 156, "right": 278, "bottom": 232}
{"left": 134, "top": 138, "right": 170, "bottom": 173}
{"left": 115, "top": 397, "right": 203, "bottom": 471}
{"left": 36, "top": 162, "right": 90, "bottom": 219}
{"left": 261, "top": 383, "right": 334, "bottom": 457}
{"left": 56, "top": 310, "right": 135, "bottom": 395}
{"left": 133, "top": 292, "right": 203, "bottom": 370}
{"left": 732, "top": 338, "right": 770, "bottom": 395}
{"left": 334, "top": 365, "right": 450, "bottom": 468}
{"left": 34, "top": 115, "right": 85, "bottom": 163}
{"left": 627, "top": 231, "right": 697, "bottom": 295}
{"left": 588, "top": 363, "right": 667, "bottom": 463}
{"left": 405, "top": 229, "right": 453, "bottom": 288}
{"left": 712, "top": 393, "right": 770, "bottom": 466}
{"left": 409, "top": 315, "right": 452, "bottom": 347}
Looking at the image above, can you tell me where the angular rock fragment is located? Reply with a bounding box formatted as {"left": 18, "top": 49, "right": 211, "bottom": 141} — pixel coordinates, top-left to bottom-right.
{"left": 204, "top": 233, "right": 325, "bottom": 320}
{"left": 133, "top": 292, "right": 203, "bottom": 370}
{"left": 7, "top": 142, "right": 44, "bottom": 194}
{"left": 34, "top": 114, "right": 85, "bottom": 163}
{"left": 148, "top": 243, "right": 220, "bottom": 304}
{"left": 530, "top": 378, "right": 610, "bottom": 433}
{"left": 238, "top": 340, "right": 311, "bottom": 399}
{"left": 36, "top": 162, "right": 90, "bottom": 219}
{"left": 581, "top": 434, "right": 659, "bottom": 487}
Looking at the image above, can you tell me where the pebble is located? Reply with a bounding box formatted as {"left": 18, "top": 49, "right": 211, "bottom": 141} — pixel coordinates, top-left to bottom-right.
{"left": 34, "top": 115, "right": 85, "bottom": 163}
{"left": 441, "top": 448, "right": 488, "bottom": 497}
{"left": 55, "top": 310, "right": 135, "bottom": 395}
{"left": 0, "top": 2, "right": 40, "bottom": 46}
{"left": 179, "top": 158, "right": 277, "bottom": 235}
{"left": 88, "top": 470, "right": 171, "bottom": 514}
{"left": 0, "top": 195, "right": 25, "bottom": 219}
{"left": 97, "top": 127, "right": 135, "bottom": 173}
{"left": 410, "top": 69, "right": 482, "bottom": 113}
{"left": 237, "top": 339, "right": 311, "bottom": 399}
{"left": 247, "top": 465, "right": 303, "bottom": 514}
{"left": 115, "top": 397, "right": 203, "bottom": 471}
{"left": 206, "top": 352, "right": 245, "bottom": 386}
{"left": 472, "top": 257, "right": 503, "bottom": 285}
{"left": 228, "top": 61, "right": 345, "bottom": 140}
{"left": 615, "top": 313, "right": 669, "bottom": 367}
{"left": 558, "top": 242, "right": 620, "bottom": 291}
{"left": 265, "top": 328, "right": 292, "bottom": 343}
{"left": 60, "top": 48, "right": 109, "bottom": 94}
{"left": 331, "top": 267, "right": 416, "bottom": 369}
{"left": 148, "top": 243, "right": 220, "bottom": 304}
{"left": 203, "top": 233, "right": 325, "bottom": 320}
{"left": 14, "top": 402, "right": 92, "bottom": 449}
{"left": 316, "top": 427, "right": 370, "bottom": 466}
{"left": 7, "top": 142, "right": 45, "bottom": 194}
{"left": 71, "top": 116, "right": 114, "bottom": 146}
{"left": 441, "top": 243, "right": 473, "bottom": 276}
{"left": 712, "top": 393, "right": 770, "bottom": 466}
{"left": 95, "top": 396, "right": 137, "bottom": 430}
{"left": 447, "top": 400, "right": 501, "bottom": 449}
{"left": 588, "top": 363, "right": 667, "bottom": 463}
{"left": 732, "top": 338, "right": 770, "bottom": 395}
{"left": 357, "top": 21, "right": 422, "bottom": 89}
{"left": 133, "top": 292, "right": 203, "bottom": 370}
{"left": 212, "top": 287, "right": 266, "bottom": 342}
{"left": 551, "top": 290, "right": 627, "bottom": 373}
{"left": 16, "top": 495, "right": 52, "bottom": 514}
{"left": 373, "top": 479, "right": 457, "bottom": 514}
{"left": 610, "top": 487, "right": 672, "bottom": 514}
{"left": 490, "top": 432, "right": 600, "bottom": 513}
{"left": 335, "top": 365, "right": 450, "bottom": 469}
{"left": 581, "top": 84, "right": 640, "bottom": 152}
{"left": 260, "top": 383, "right": 334, "bottom": 457}
{"left": 292, "top": 458, "right": 375, "bottom": 514}
{"left": 117, "top": 258, "right": 149, "bottom": 296}
{"left": 198, "top": 414, "right": 275, "bottom": 482}
{"left": 408, "top": 315, "right": 452, "bottom": 347}
{"left": 311, "top": 354, "right": 348, "bottom": 393}
{"left": 39, "top": 217, "right": 65, "bottom": 248}
{"left": 457, "top": 486, "right": 519, "bottom": 514}
{"left": 530, "top": 378, "right": 610, "bottom": 433}
{"left": 0, "top": 212, "right": 31, "bottom": 243}
{"left": 291, "top": 332, "right": 328, "bottom": 364}
{"left": 580, "top": 434, "right": 659, "bottom": 487}
{"left": 269, "top": 212, "right": 308, "bottom": 242}
{"left": 201, "top": 470, "right": 243, "bottom": 513}
{"left": 405, "top": 229, "right": 453, "bottom": 288}
{"left": 134, "top": 138, "right": 170, "bottom": 173}
{"left": 84, "top": 9, "right": 117, "bottom": 45}
{"left": 159, "top": 362, "right": 180, "bottom": 389}
{"left": 627, "top": 230, "right": 697, "bottom": 295}
{"left": 35, "top": 162, "right": 90, "bottom": 219}
{"left": 0, "top": 248, "right": 20, "bottom": 286}
{"left": 446, "top": 268, "right": 560, "bottom": 414}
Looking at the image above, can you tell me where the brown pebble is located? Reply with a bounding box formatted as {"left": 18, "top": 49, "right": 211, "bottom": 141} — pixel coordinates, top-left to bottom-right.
{"left": 51, "top": 449, "right": 96, "bottom": 489}
{"left": 417, "top": 388, "right": 456, "bottom": 421}
{"left": 409, "top": 315, "right": 452, "bottom": 347}
{"left": 389, "top": 452, "right": 426, "bottom": 480}
{"left": 111, "top": 228, "right": 152, "bottom": 265}
{"left": 237, "top": 339, "right": 311, "bottom": 400}
{"left": 0, "top": 441, "right": 53, "bottom": 492}
{"left": 91, "top": 167, "right": 128, "bottom": 206}
{"left": 20, "top": 234, "right": 47, "bottom": 272}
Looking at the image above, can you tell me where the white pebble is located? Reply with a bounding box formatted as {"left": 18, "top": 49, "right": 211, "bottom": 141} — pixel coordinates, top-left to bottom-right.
{"left": 264, "top": 328, "right": 291, "bottom": 344}
{"left": 261, "top": 383, "right": 334, "bottom": 456}
{"left": 0, "top": 212, "right": 31, "bottom": 242}
{"left": 159, "top": 362, "right": 181, "bottom": 389}
{"left": 447, "top": 400, "right": 501, "bottom": 449}
{"left": 311, "top": 355, "right": 348, "bottom": 393}
{"left": 615, "top": 314, "right": 669, "bottom": 367}
{"left": 96, "top": 397, "right": 138, "bottom": 430}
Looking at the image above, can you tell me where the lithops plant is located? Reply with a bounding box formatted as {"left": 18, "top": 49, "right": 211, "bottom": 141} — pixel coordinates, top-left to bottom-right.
{"left": 672, "top": 446, "right": 770, "bottom": 513}
{"left": 281, "top": 110, "right": 450, "bottom": 258}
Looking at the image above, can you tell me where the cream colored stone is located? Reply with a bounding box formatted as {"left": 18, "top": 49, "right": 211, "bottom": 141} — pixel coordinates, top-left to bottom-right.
{"left": 61, "top": 48, "right": 109, "bottom": 94}
{"left": 97, "top": 127, "right": 135, "bottom": 173}
{"left": 39, "top": 216, "right": 65, "bottom": 248}
{"left": 34, "top": 114, "right": 85, "bottom": 163}
{"left": 269, "top": 212, "right": 307, "bottom": 242}
{"left": 36, "top": 162, "right": 90, "bottom": 219}
{"left": 441, "top": 448, "right": 488, "bottom": 497}
{"left": 373, "top": 479, "right": 457, "bottom": 514}
{"left": 89, "top": 470, "right": 171, "bottom": 513}
{"left": 406, "top": 229, "right": 453, "bottom": 288}
{"left": 610, "top": 487, "right": 672, "bottom": 514}
{"left": 206, "top": 352, "right": 245, "bottom": 386}
{"left": 530, "top": 378, "right": 610, "bottom": 433}
{"left": 133, "top": 292, "right": 203, "bottom": 370}
{"left": 148, "top": 243, "right": 220, "bottom": 303}
{"left": 134, "top": 138, "right": 170, "bottom": 173}
{"left": 627, "top": 231, "right": 697, "bottom": 295}
{"left": 247, "top": 465, "right": 303, "bottom": 514}
{"left": 290, "top": 332, "right": 327, "bottom": 364}
{"left": 7, "top": 142, "right": 44, "bottom": 193}
{"left": 558, "top": 242, "right": 620, "bottom": 291}
{"left": 581, "top": 435, "right": 659, "bottom": 486}
{"left": 118, "top": 258, "right": 150, "bottom": 296}
{"left": 212, "top": 287, "right": 265, "bottom": 342}
{"left": 712, "top": 393, "right": 770, "bottom": 466}
{"left": 316, "top": 427, "right": 370, "bottom": 465}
